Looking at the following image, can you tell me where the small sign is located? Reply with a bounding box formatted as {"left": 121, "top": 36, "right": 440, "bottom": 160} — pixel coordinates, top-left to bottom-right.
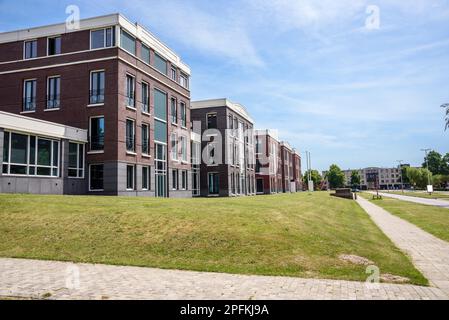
{"left": 308, "top": 180, "right": 314, "bottom": 192}
{"left": 427, "top": 185, "right": 433, "bottom": 193}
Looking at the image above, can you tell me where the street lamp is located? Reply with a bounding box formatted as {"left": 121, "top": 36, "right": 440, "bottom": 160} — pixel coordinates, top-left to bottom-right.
{"left": 397, "top": 160, "right": 404, "bottom": 193}
{"left": 421, "top": 148, "right": 432, "bottom": 194}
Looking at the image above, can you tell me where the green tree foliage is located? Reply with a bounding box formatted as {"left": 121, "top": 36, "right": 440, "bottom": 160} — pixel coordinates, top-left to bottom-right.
{"left": 303, "top": 169, "right": 322, "bottom": 190}
{"left": 442, "top": 153, "right": 449, "bottom": 175}
{"left": 327, "top": 164, "right": 345, "bottom": 189}
{"left": 442, "top": 103, "right": 449, "bottom": 131}
{"left": 350, "top": 170, "right": 361, "bottom": 187}
{"left": 423, "top": 151, "right": 443, "bottom": 175}
{"left": 405, "top": 167, "right": 433, "bottom": 189}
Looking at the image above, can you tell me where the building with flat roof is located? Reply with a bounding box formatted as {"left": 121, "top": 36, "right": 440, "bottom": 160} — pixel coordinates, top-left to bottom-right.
{"left": 0, "top": 13, "right": 193, "bottom": 197}
{"left": 255, "top": 129, "right": 281, "bottom": 194}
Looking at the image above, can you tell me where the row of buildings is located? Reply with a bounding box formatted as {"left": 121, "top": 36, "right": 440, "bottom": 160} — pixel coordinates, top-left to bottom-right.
{"left": 0, "top": 14, "right": 302, "bottom": 198}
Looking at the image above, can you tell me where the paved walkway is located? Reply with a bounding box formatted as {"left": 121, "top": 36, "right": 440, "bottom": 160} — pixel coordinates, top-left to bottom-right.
{"left": 369, "top": 191, "right": 449, "bottom": 208}
{"left": 0, "top": 257, "right": 447, "bottom": 300}
{"left": 357, "top": 197, "right": 449, "bottom": 296}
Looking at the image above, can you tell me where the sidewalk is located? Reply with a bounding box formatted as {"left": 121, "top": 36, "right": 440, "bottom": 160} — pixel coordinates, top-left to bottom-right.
{"left": 369, "top": 191, "right": 449, "bottom": 208}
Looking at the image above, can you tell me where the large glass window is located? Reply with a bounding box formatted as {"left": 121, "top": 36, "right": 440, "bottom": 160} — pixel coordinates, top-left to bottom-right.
{"left": 154, "top": 53, "right": 167, "bottom": 75}
{"left": 181, "top": 170, "right": 187, "bottom": 190}
{"left": 126, "top": 165, "right": 135, "bottom": 190}
{"left": 181, "top": 136, "right": 187, "bottom": 162}
{"left": 126, "top": 119, "right": 135, "bottom": 152}
{"left": 208, "top": 173, "right": 219, "bottom": 195}
{"left": 155, "top": 143, "right": 167, "bottom": 197}
{"left": 48, "top": 37, "right": 61, "bottom": 55}
{"left": 90, "top": 117, "right": 105, "bottom": 151}
{"left": 91, "top": 27, "right": 115, "bottom": 49}
{"left": 170, "top": 133, "right": 177, "bottom": 161}
{"left": 23, "top": 80, "right": 36, "bottom": 111}
{"left": 126, "top": 75, "right": 135, "bottom": 107}
{"left": 120, "top": 29, "right": 136, "bottom": 55}
{"left": 180, "top": 102, "right": 187, "bottom": 127}
{"left": 141, "top": 44, "right": 150, "bottom": 64}
{"left": 68, "top": 142, "right": 84, "bottom": 178}
{"left": 170, "top": 98, "right": 177, "bottom": 124}
{"left": 141, "top": 82, "right": 149, "bottom": 113}
{"left": 89, "top": 164, "right": 104, "bottom": 191}
{"left": 154, "top": 120, "right": 167, "bottom": 143}
{"left": 142, "top": 124, "right": 149, "bottom": 155}
{"left": 2, "top": 132, "right": 60, "bottom": 177}
{"left": 207, "top": 113, "right": 217, "bottom": 129}
{"left": 90, "top": 71, "right": 105, "bottom": 104}
{"left": 24, "top": 40, "right": 37, "bottom": 59}
{"left": 180, "top": 74, "right": 188, "bottom": 88}
{"left": 47, "top": 76, "right": 60, "bottom": 109}
{"left": 142, "top": 166, "right": 150, "bottom": 190}
{"left": 172, "top": 169, "right": 178, "bottom": 190}
{"left": 171, "top": 68, "right": 177, "bottom": 81}
{"left": 154, "top": 89, "right": 167, "bottom": 120}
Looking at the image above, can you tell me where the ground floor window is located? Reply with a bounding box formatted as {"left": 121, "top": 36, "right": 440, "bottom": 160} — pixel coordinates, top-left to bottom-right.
{"left": 89, "top": 164, "right": 104, "bottom": 191}
{"left": 68, "top": 142, "right": 84, "bottom": 178}
{"left": 181, "top": 170, "right": 187, "bottom": 190}
{"left": 142, "top": 166, "right": 150, "bottom": 190}
{"left": 172, "top": 169, "right": 178, "bottom": 190}
{"left": 208, "top": 172, "right": 219, "bottom": 195}
{"left": 155, "top": 143, "right": 167, "bottom": 197}
{"left": 257, "top": 178, "right": 264, "bottom": 193}
{"left": 126, "top": 165, "right": 135, "bottom": 190}
{"left": 192, "top": 168, "right": 200, "bottom": 196}
{"left": 2, "top": 131, "right": 59, "bottom": 177}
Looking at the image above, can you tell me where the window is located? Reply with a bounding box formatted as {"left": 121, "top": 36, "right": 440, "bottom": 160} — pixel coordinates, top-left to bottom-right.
{"left": 141, "top": 44, "right": 150, "bottom": 64}
{"left": 155, "top": 143, "right": 167, "bottom": 197}
{"left": 48, "top": 36, "right": 61, "bottom": 55}
{"left": 126, "top": 119, "right": 135, "bottom": 152}
{"left": 68, "top": 142, "right": 84, "bottom": 178}
{"left": 24, "top": 40, "right": 37, "bottom": 59}
{"left": 154, "top": 120, "right": 167, "bottom": 143}
{"left": 141, "top": 82, "right": 149, "bottom": 113}
{"left": 181, "top": 136, "right": 187, "bottom": 162}
{"left": 23, "top": 79, "right": 36, "bottom": 111}
{"left": 171, "top": 68, "right": 177, "bottom": 81}
{"left": 142, "top": 124, "right": 149, "bottom": 155}
{"left": 90, "top": 164, "right": 104, "bottom": 191}
{"left": 154, "top": 89, "right": 167, "bottom": 121}
{"left": 180, "top": 74, "right": 188, "bottom": 88}
{"left": 126, "top": 165, "right": 135, "bottom": 190}
{"left": 171, "top": 133, "right": 178, "bottom": 161}
{"left": 90, "top": 117, "right": 105, "bottom": 151}
{"left": 180, "top": 102, "right": 186, "bottom": 127}
{"left": 172, "top": 169, "right": 178, "bottom": 190}
{"left": 154, "top": 53, "right": 167, "bottom": 75}
{"left": 207, "top": 113, "right": 217, "bottom": 129}
{"left": 90, "top": 70, "right": 105, "bottom": 104}
{"left": 126, "top": 75, "right": 135, "bottom": 107}
{"left": 181, "top": 170, "right": 187, "bottom": 190}
{"left": 47, "top": 76, "right": 60, "bottom": 109}
{"left": 142, "top": 166, "right": 150, "bottom": 190}
{"left": 2, "top": 131, "right": 60, "bottom": 177}
{"left": 171, "top": 98, "right": 177, "bottom": 124}
{"left": 208, "top": 173, "right": 219, "bottom": 195}
{"left": 91, "top": 27, "right": 115, "bottom": 49}
{"left": 120, "top": 29, "right": 136, "bottom": 55}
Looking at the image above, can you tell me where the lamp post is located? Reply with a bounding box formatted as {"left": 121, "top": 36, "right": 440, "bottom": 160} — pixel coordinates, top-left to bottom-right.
{"left": 421, "top": 148, "right": 432, "bottom": 194}
{"left": 397, "top": 160, "right": 404, "bottom": 193}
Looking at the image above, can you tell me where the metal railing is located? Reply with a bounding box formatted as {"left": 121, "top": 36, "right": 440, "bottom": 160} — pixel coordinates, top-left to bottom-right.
{"left": 126, "top": 135, "right": 135, "bottom": 152}
{"left": 23, "top": 97, "right": 36, "bottom": 111}
{"left": 46, "top": 95, "right": 60, "bottom": 109}
{"left": 89, "top": 89, "right": 105, "bottom": 104}
{"left": 126, "top": 92, "right": 135, "bottom": 108}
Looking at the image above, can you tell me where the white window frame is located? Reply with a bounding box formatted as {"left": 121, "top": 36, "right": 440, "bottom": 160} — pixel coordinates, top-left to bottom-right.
{"left": 126, "top": 164, "right": 135, "bottom": 191}
{"left": 141, "top": 123, "right": 150, "bottom": 156}
{"left": 172, "top": 169, "right": 178, "bottom": 190}
{"left": 141, "top": 81, "right": 150, "bottom": 114}
{"left": 22, "top": 78, "right": 37, "bottom": 113}
{"left": 46, "top": 75, "right": 61, "bottom": 110}
{"left": 47, "top": 36, "right": 62, "bottom": 56}
{"left": 180, "top": 73, "right": 188, "bottom": 89}
{"left": 181, "top": 136, "right": 187, "bottom": 163}
{"left": 180, "top": 101, "right": 187, "bottom": 128}
{"left": 88, "top": 115, "right": 105, "bottom": 153}
{"left": 142, "top": 166, "right": 150, "bottom": 190}
{"left": 170, "top": 133, "right": 178, "bottom": 161}
{"left": 125, "top": 73, "right": 136, "bottom": 109}
{"left": 181, "top": 170, "right": 187, "bottom": 190}
{"left": 89, "top": 69, "right": 105, "bottom": 106}
{"left": 23, "top": 39, "right": 37, "bottom": 60}
{"left": 125, "top": 118, "right": 136, "bottom": 153}
{"left": 171, "top": 97, "right": 178, "bottom": 124}
{"left": 68, "top": 142, "right": 85, "bottom": 179}
{"left": 90, "top": 27, "right": 115, "bottom": 50}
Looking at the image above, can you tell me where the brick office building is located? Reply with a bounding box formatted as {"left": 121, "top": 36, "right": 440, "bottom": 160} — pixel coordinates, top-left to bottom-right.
{"left": 191, "top": 99, "right": 256, "bottom": 197}
{"left": 292, "top": 149, "right": 302, "bottom": 192}
{"left": 255, "top": 129, "right": 281, "bottom": 194}
{"left": 0, "top": 14, "right": 193, "bottom": 197}
{"left": 280, "top": 142, "right": 294, "bottom": 193}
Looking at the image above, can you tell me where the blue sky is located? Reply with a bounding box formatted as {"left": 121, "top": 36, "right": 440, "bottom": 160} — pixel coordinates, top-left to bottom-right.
{"left": 1, "top": 0, "right": 448, "bottom": 172}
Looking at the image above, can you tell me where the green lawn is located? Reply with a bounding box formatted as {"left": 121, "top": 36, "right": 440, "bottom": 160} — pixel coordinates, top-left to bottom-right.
{"left": 0, "top": 192, "right": 427, "bottom": 285}
{"left": 362, "top": 193, "right": 449, "bottom": 242}
{"left": 385, "top": 191, "right": 449, "bottom": 200}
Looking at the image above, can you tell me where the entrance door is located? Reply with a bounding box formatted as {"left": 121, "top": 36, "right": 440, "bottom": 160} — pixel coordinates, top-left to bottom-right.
{"left": 256, "top": 178, "right": 264, "bottom": 193}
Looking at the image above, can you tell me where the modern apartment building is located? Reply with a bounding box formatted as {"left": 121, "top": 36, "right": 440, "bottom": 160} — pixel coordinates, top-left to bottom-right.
{"left": 0, "top": 14, "right": 193, "bottom": 197}
{"left": 255, "top": 129, "right": 281, "bottom": 194}
{"left": 280, "top": 142, "right": 294, "bottom": 193}
{"left": 191, "top": 99, "right": 256, "bottom": 197}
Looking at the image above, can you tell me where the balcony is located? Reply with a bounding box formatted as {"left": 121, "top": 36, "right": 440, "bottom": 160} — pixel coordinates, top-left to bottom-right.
{"left": 23, "top": 97, "right": 36, "bottom": 112}
{"left": 46, "top": 95, "right": 60, "bottom": 109}
{"left": 89, "top": 89, "right": 105, "bottom": 105}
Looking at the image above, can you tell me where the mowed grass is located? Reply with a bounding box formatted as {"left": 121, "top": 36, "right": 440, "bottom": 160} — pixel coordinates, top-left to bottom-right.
{"left": 385, "top": 191, "right": 449, "bottom": 200}
{"left": 362, "top": 193, "right": 449, "bottom": 242}
{"left": 0, "top": 192, "right": 427, "bottom": 285}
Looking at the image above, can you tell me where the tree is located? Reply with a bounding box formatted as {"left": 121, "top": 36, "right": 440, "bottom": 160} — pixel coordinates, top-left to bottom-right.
{"left": 422, "top": 150, "right": 443, "bottom": 175}
{"left": 406, "top": 167, "right": 433, "bottom": 189}
{"left": 327, "top": 164, "right": 345, "bottom": 189}
{"left": 303, "top": 169, "right": 322, "bottom": 190}
{"left": 442, "top": 153, "right": 449, "bottom": 175}
{"left": 442, "top": 103, "right": 449, "bottom": 131}
{"left": 401, "top": 165, "right": 410, "bottom": 184}
{"left": 350, "top": 170, "right": 361, "bottom": 187}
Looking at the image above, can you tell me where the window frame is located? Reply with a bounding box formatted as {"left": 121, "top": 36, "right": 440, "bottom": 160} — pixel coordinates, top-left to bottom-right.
{"left": 126, "top": 164, "right": 135, "bottom": 191}
{"left": 180, "top": 101, "right": 187, "bottom": 128}
{"left": 46, "top": 75, "right": 61, "bottom": 110}
{"left": 89, "top": 70, "right": 105, "bottom": 105}
{"left": 170, "top": 97, "right": 178, "bottom": 124}
{"left": 142, "top": 166, "right": 150, "bottom": 190}
{"left": 154, "top": 52, "right": 168, "bottom": 75}
{"left": 68, "top": 142, "right": 85, "bottom": 179}
{"left": 23, "top": 79, "right": 37, "bottom": 112}
{"left": 89, "top": 116, "right": 105, "bottom": 152}
{"left": 23, "top": 40, "right": 37, "bottom": 60}
{"left": 89, "top": 163, "right": 104, "bottom": 192}
{"left": 181, "top": 170, "right": 187, "bottom": 190}
{"left": 206, "top": 112, "right": 217, "bottom": 129}
{"left": 47, "top": 36, "right": 62, "bottom": 56}
{"left": 90, "top": 27, "right": 115, "bottom": 50}
{"left": 141, "top": 81, "right": 150, "bottom": 114}
{"left": 125, "top": 118, "right": 136, "bottom": 153}
{"left": 141, "top": 123, "right": 150, "bottom": 156}
{"left": 125, "top": 74, "right": 136, "bottom": 109}
{"left": 172, "top": 168, "right": 178, "bottom": 190}
{"left": 180, "top": 73, "right": 189, "bottom": 89}
{"left": 180, "top": 135, "right": 187, "bottom": 163}
{"left": 170, "top": 133, "right": 178, "bottom": 161}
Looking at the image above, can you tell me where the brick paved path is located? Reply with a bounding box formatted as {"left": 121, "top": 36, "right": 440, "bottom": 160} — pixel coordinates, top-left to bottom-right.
{"left": 357, "top": 197, "right": 449, "bottom": 296}
{"left": 0, "top": 257, "right": 447, "bottom": 300}
{"left": 370, "top": 191, "right": 449, "bottom": 208}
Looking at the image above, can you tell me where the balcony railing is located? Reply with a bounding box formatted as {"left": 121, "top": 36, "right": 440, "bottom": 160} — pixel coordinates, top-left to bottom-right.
{"left": 23, "top": 97, "right": 36, "bottom": 111}
{"left": 126, "top": 135, "right": 135, "bottom": 152}
{"left": 90, "top": 134, "right": 104, "bottom": 151}
{"left": 141, "top": 102, "right": 149, "bottom": 114}
{"left": 142, "top": 138, "right": 149, "bottom": 154}
{"left": 89, "top": 89, "right": 105, "bottom": 104}
{"left": 126, "top": 92, "right": 135, "bottom": 108}
{"left": 46, "top": 95, "right": 60, "bottom": 109}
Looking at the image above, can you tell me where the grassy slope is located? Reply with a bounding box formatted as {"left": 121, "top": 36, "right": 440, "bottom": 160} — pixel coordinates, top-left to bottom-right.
{"left": 0, "top": 192, "right": 427, "bottom": 285}
{"left": 362, "top": 193, "right": 449, "bottom": 242}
